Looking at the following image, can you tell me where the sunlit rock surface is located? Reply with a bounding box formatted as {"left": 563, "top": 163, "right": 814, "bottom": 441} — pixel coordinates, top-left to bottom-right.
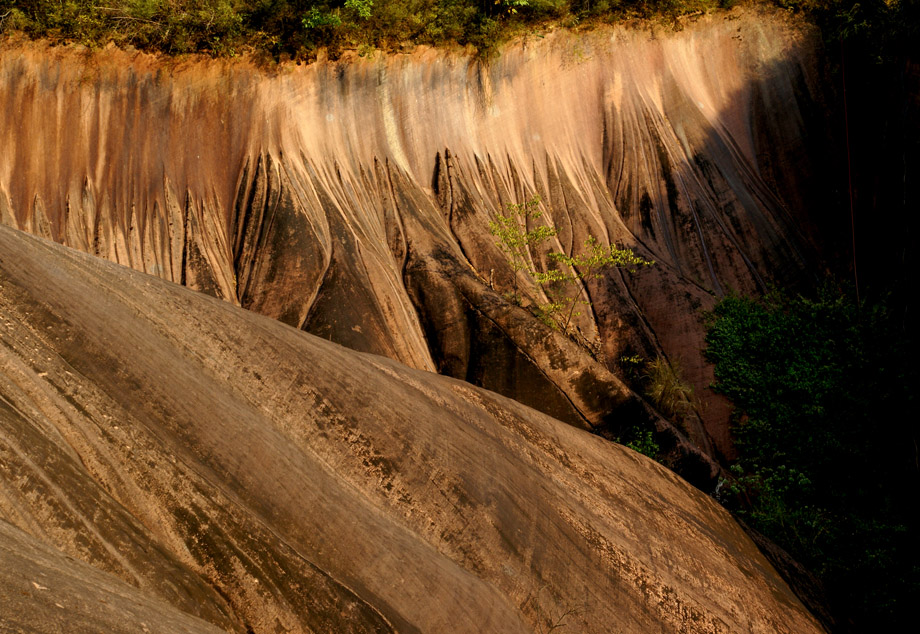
{"left": 0, "top": 224, "right": 824, "bottom": 632}
{"left": 0, "top": 8, "right": 827, "bottom": 460}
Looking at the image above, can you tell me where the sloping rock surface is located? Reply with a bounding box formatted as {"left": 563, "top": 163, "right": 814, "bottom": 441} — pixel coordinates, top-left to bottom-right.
{"left": 0, "top": 8, "right": 830, "bottom": 458}
{"left": 0, "top": 225, "right": 824, "bottom": 632}
{"left": 0, "top": 519, "right": 226, "bottom": 634}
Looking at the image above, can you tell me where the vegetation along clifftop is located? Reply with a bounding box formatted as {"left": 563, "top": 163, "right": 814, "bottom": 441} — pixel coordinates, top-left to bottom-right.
{"left": 0, "top": 0, "right": 914, "bottom": 59}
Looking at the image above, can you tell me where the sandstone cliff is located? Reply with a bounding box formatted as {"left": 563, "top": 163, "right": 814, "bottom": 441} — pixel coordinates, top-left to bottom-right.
{"left": 0, "top": 7, "right": 829, "bottom": 462}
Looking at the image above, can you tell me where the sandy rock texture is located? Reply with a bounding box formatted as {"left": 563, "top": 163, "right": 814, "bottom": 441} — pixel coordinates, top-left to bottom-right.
{"left": 0, "top": 223, "right": 824, "bottom": 633}
{"left": 0, "top": 519, "right": 226, "bottom": 634}
{"left": 0, "top": 7, "right": 830, "bottom": 461}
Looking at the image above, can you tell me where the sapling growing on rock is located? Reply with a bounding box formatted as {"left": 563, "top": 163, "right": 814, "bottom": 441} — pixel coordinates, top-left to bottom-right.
{"left": 489, "top": 195, "right": 653, "bottom": 338}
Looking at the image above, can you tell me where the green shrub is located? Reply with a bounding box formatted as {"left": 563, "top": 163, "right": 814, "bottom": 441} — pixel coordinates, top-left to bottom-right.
{"left": 303, "top": 7, "right": 342, "bottom": 29}
{"left": 706, "top": 285, "right": 919, "bottom": 628}
{"left": 623, "top": 427, "right": 659, "bottom": 458}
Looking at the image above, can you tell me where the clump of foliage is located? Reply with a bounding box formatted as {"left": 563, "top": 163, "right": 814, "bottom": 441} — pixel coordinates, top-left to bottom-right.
{"left": 643, "top": 355, "right": 694, "bottom": 422}
{"left": 612, "top": 353, "right": 696, "bottom": 460}
{"left": 489, "top": 195, "right": 652, "bottom": 336}
{"left": 776, "top": 0, "right": 918, "bottom": 63}
{"left": 706, "top": 285, "right": 919, "bottom": 628}
{"left": 620, "top": 425, "right": 660, "bottom": 459}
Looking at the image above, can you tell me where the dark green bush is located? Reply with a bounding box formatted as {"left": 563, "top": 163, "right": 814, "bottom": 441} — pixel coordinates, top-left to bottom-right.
{"left": 706, "top": 285, "right": 919, "bottom": 628}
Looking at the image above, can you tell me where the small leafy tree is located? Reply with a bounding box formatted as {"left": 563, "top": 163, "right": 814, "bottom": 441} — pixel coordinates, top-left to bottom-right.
{"left": 489, "top": 195, "right": 652, "bottom": 336}
{"left": 537, "top": 235, "right": 651, "bottom": 333}
{"left": 488, "top": 196, "right": 557, "bottom": 305}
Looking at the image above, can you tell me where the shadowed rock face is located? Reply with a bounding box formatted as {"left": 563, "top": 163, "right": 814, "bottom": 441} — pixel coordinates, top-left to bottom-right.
{"left": 0, "top": 8, "right": 828, "bottom": 460}
{"left": 0, "top": 224, "right": 824, "bottom": 633}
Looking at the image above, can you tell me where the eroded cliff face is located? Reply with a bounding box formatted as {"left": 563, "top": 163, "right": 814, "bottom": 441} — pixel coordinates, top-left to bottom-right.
{"left": 0, "top": 7, "right": 828, "bottom": 460}
{"left": 0, "top": 224, "right": 825, "bottom": 633}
